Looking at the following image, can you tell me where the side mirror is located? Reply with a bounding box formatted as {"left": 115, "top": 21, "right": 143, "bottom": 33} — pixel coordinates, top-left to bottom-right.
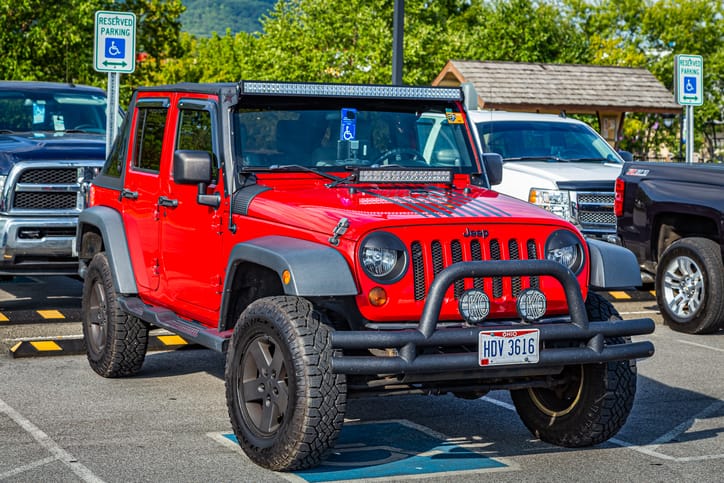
{"left": 482, "top": 153, "right": 503, "bottom": 186}
{"left": 173, "top": 150, "right": 213, "bottom": 185}
{"left": 173, "top": 150, "right": 220, "bottom": 208}
{"left": 617, "top": 150, "right": 634, "bottom": 162}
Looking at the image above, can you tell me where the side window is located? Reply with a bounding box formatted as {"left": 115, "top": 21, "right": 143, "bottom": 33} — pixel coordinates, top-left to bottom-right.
{"left": 133, "top": 107, "right": 167, "bottom": 172}
{"left": 177, "top": 108, "right": 217, "bottom": 178}
{"left": 102, "top": 115, "right": 132, "bottom": 178}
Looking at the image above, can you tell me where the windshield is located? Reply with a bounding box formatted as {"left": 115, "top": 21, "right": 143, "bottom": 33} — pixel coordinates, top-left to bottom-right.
{"left": 476, "top": 120, "right": 622, "bottom": 163}
{"left": 0, "top": 88, "right": 107, "bottom": 134}
{"left": 233, "top": 100, "right": 477, "bottom": 173}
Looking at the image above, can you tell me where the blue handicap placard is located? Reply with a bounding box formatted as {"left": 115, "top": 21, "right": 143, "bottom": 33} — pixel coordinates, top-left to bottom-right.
{"left": 683, "top": 76, "right": 697, "bottom": 94}
{"left": 105, "top": 38, "right": 125, "bottom": 58}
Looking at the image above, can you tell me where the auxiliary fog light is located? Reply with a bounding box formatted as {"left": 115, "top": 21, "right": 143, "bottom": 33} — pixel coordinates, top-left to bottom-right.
{"left": 368, "top": 287, "right": 388, "bottom": 307}
{"left": 516, "top": 289, "right": 547, "bottom": 322}
{"left": 458, "top": 289, "right": 490, "bottom": 323}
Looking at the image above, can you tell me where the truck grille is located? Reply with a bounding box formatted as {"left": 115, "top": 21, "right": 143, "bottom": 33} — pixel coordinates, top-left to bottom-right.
{"left": 575, "top": 191, "right": 616, "bottom": 234}
{"left": 8, "top": 167, "right": 84, "bottom": 212}
{"left": 411, "top": 238, "right": 540, "bottom": 301}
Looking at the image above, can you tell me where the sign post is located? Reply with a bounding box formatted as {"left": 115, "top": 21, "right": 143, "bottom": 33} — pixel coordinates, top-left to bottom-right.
{"left": 94, "top": 11, "right": 136, "bottom": 156}
{"left": 674, "top": 54, "right": 703, "bottom": 163}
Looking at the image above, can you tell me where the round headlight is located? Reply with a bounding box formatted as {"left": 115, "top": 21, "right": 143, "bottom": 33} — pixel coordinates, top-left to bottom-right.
{"left": 545, "top": 229, "right": 584, "bottom": 274}
{"left": 358, "top": 232, "right": 408, "bottom": 283}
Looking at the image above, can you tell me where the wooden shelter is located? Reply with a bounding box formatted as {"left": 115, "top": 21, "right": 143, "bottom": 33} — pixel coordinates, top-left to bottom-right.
{"left": 433, "top": 60, "right": 681, "bottom": 146}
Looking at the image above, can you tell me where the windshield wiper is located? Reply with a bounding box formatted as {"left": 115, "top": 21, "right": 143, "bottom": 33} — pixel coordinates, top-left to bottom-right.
{"left": 564, "top": 157, "right": 615, "bottom": 163}
{"left": 245, "top": 164, "right": 351, "bottom": 185}
{"left": 504, "top": 156, "right": 567, "bottom": 162}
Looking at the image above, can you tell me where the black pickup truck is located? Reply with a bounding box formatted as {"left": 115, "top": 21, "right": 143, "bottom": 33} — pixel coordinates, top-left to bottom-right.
{"left": 615, "top": 161, "right": 724, "bottom": 334}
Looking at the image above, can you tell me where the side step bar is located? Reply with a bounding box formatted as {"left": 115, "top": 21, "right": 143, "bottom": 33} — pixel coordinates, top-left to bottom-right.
{"left": 119, "top": 296, "right": 232, "bottom": 353}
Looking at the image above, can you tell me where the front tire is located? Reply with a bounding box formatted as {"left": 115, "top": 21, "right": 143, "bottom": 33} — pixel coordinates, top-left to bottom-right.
{"left": 225, "top": 296, "right": 346, "bottom": 471}
{"left": 510, "top": 292, "right": 636, "bottom": 447}
{"left": 81, "top": 252, "right": 149, "bottom": 377}
{"left": 656, "top": 237, "right": 724, "bottom": 334}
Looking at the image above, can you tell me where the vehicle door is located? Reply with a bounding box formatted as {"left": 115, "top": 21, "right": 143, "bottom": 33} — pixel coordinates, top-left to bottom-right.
{"left": 158, "top": 96, "right": 225, "bottom": 323}
{"left": 121, "top": 97, "right": 171, "bottom": 292}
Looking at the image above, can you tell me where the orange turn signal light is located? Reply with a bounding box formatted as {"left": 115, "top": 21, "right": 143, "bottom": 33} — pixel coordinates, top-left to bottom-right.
{"left": 368, "top": 287, "right": 388, "bottom": 307}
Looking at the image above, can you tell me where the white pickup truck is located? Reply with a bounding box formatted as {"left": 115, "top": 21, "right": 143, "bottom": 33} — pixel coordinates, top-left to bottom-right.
{"left": 470, "top": 111, "right": 625, "bottom": 243}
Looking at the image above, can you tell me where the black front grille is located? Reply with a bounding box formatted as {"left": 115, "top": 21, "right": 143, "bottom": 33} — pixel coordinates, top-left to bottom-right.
{"left": 411, "top": 238, "right": 540, "bottom": 301}
{"left": 11, "top": 167, "right": 81, "bottom": 211}
{"left": 18, "top": 168, "right": 78, "bottom": 184}
{"left": 14, "top": 192, "right": 77, "bottom": 210}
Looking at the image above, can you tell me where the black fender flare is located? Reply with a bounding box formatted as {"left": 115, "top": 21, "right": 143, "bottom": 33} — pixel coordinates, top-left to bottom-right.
{"left": 77, "top": 206, "right": 138, "bottom": 294}
{"left": 220, "top": 236, "right": 358, "bottom": 328}
{"left": 587, "top": 238, "right": 642, "bottom": 290}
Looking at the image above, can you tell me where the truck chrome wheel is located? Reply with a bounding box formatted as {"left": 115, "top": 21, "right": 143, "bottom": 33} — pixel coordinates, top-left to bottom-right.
{"left": 656, "top": 237, "right": 724, "bottom": 334}
{"left": 660, "top": 254, "right": 703, "bottom": 319}
{"left": 225, "top": 296, "right": 346, "bottom": 471}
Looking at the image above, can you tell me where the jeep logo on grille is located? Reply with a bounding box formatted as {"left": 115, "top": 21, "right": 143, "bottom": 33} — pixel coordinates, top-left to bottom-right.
{"left": 463, "top": 228, "right": 489, "bottom": 238}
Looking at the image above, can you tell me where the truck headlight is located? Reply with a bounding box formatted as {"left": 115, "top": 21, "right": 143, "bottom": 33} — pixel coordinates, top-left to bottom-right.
{"left": 545, "top": 229, "right": 584, "bottom": 274}
{"left": 359, "top": 232, "right": 408, "bottom": 283}
{"left": 529, "top": 188, "right": 571, "bottom": 221}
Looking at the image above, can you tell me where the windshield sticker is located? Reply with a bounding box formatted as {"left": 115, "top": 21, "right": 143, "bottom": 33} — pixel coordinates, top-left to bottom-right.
{"left": 32, "top": 102, "right": 45, "bottom": 124}
{"left": 445, "top": 109, "right": 464, "bottom": 124}
{"left": 340, "top": 108, "right": 357, "bottom": 141}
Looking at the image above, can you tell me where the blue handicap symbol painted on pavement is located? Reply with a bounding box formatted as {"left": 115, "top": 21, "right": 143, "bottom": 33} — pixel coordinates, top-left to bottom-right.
{"left": 684, "top": 76, "right": 697, "bottom": 94}
{"left": 222, "top": 420, "right": 507, "bottom": 481}
{"left": 105, "top": 38, "right": 125, "bottom": 58}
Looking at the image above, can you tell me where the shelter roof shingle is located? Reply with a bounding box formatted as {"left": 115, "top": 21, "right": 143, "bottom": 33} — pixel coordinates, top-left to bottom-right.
{"left": 433, "top": 60, "right": 681, "bottom": 114}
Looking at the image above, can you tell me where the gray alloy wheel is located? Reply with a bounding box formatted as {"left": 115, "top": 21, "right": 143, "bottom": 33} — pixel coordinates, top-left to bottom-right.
{"left": 656, "top": 237, "right": 724, "bottom": 334}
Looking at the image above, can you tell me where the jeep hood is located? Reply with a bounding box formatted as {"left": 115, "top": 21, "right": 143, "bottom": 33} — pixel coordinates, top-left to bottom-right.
{"left": 503, "top": 161, "right": 622, "bottom": 186}
{"left": 0, "top": 133, "right": 106, "bottom": 175}
{"left": 243, "top": 179, "right": 572, "bottom": 239}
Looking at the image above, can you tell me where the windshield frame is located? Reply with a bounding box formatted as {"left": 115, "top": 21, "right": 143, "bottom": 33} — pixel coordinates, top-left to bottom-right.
{"left": 231, "top": 96, "right": 480, "bottom": 176}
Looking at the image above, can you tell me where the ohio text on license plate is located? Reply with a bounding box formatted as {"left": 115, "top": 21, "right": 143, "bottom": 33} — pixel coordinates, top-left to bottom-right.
{"left": 478, "top": 329, "right": 540, "bottom": 366}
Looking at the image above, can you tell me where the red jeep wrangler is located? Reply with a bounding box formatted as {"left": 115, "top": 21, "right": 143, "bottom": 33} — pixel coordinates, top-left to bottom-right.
{"left": 76, "top": 81, "right": 654, "bottom": 471}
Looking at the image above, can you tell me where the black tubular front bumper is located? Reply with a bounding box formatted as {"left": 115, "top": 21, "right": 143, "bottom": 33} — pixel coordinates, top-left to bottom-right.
{"left": 330, "top": 260, "right": 655, "bottom": 375}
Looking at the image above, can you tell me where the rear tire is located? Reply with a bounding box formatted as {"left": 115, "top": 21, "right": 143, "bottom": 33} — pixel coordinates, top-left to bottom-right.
{"left": 81, "top": 253, "right": 148, "bottom": 377}
{"left": 225, "top": 296, "right": 346, "bottom": 471}
{"left": 656, "top": 237, "right": 724, "bottom": 334}
{"left": 510, "top": 292, "right": 636, "bottom": 447}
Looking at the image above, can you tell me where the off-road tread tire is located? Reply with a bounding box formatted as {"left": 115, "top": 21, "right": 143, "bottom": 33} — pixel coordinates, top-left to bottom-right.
{"left": 81, "top": 252, "right": 148, "bottom": 377}
{"left": 225, "top": 296, "right": 346, "bottom": 471}
{"left": 656, "top": 237, "right": 724, "bottom": 334}
{"left": 510, "top": 292, "right": 636, "bottom": 447}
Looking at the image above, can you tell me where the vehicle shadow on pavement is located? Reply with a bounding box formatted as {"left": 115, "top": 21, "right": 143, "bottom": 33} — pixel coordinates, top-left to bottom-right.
{"left": 131, "top": 347, "right": 723, "bottom": 460}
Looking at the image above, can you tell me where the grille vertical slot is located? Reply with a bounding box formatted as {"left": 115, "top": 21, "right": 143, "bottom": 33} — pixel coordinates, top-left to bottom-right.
{"left": 409, "top": 237, "right": 541, "bottom": 302}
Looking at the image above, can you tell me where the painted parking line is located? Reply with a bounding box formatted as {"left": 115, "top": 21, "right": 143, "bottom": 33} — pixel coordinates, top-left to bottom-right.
{"left": 483, "top": 394, "right": 724, "bottom": 463}
{"left": 211, "top": 420, "right": 513, "bottom": 481}
{"left": 0, "top": 397, "right": 104, "bottom": 482}
{"left": 610, "top": 400, "right": 724, "bottom": 462}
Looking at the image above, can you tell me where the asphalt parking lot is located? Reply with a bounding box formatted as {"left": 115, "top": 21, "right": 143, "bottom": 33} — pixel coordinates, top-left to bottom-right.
{"left": 1, "top": 276, "right": 722, "bottom": 482}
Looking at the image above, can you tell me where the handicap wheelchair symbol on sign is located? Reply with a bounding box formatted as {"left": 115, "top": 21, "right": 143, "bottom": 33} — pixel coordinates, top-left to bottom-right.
{"left": 105, "top": 38, "right": 125, "bottom": 58}
{"left": 684, "top": 76, "right": 697, "bottom": 94}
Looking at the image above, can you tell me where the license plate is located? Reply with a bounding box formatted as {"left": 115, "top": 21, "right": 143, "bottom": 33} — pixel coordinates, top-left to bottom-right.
{"left": 478, "top": 329, "right": 540, "bottom": 366}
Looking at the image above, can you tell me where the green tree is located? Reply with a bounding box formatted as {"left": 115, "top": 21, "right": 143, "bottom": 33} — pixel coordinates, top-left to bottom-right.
{"left": 567, "top": 0, "right": 724, "bottom": 161}
{"left": 0, "top": 0, "right": 185, "bottom": 95}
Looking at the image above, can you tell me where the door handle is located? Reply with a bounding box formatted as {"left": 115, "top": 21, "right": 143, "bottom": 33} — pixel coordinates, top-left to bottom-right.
{"left": 158, "top": 196, "right": 179, "bottom": 208}
{"left": 120, "top": 188, "right": 138, "bottom": 200}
